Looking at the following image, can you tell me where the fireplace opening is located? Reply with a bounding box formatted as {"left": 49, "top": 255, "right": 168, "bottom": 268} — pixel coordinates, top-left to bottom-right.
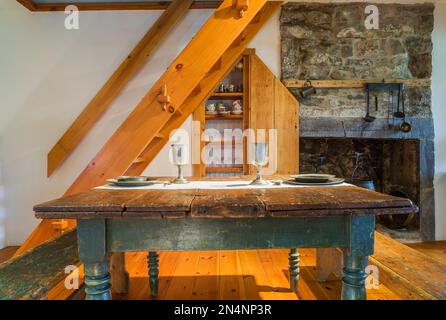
{"left": 300, "top": 137, "right": 421, "bottom": 241}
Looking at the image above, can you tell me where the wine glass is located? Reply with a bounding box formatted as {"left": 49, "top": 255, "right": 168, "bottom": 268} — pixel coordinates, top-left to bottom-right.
{"left": 171, "top": 144, "right": 189, "bottom": 184}
{"left": 250, "top": 142, "right": 269, "bottom": 185}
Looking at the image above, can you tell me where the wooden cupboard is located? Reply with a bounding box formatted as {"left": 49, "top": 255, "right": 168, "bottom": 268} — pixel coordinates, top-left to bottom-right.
{"left": 192, "top": 50, "right": 299, "bottom": 177}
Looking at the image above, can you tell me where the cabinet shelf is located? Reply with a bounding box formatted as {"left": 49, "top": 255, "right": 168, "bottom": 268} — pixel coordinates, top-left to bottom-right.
{"left": 205, "top": 114, "right": 243, "bottom": 120}
{"left": 209, "top": 92, "right": 244, "bottom": 99}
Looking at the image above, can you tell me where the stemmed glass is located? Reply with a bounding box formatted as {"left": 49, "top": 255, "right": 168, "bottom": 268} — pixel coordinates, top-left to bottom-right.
{"left": 250, "top": 142, "right": 269, "bottom": 185}
{"left": 171, "top": 144, "right": 189, "bottom": 184}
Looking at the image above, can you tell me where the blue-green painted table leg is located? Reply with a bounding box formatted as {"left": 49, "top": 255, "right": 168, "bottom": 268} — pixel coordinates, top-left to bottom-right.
{"left": 77, "top": 219, "right": 112, "bottom": 300}
{"left": 148, "top": 251, "right": 159, "bottom": 297}
{"left": 341, "top": 254, "right": 368, "bottom": 300}
{"left": 84, "top": 260, "right": 112, "bottom": 300}
{"left": 341, "top": 215, "right": 375, "bottom": 300}
{"left": 289, "top": 248, "right": 300, "bottom": 292}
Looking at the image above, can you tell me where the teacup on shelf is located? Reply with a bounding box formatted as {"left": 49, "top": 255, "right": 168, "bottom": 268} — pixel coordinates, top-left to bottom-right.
{"left": 206, "top": 103, "right": 217, "bottom": 114}
{"left": 231, "top": 100, "right": 243, "bottom": 114}
{"left": 217, "top": 103, "right": 228, "bottom": 114}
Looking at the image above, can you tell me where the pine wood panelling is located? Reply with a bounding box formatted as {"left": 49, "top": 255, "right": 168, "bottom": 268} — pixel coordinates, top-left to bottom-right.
{"left": 274, "top": 77, "right": 298, "bottom": 174}
{"left": 47, "top": 0, "right": 193, "bottom": 177}
{"left": 249, "top": 55, "right": 299, "bottom": 175}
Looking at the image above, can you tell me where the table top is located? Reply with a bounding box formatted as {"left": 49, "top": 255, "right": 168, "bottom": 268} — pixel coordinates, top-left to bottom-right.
{"left": 34, "top": 176, "right": 417, "bottom": 219}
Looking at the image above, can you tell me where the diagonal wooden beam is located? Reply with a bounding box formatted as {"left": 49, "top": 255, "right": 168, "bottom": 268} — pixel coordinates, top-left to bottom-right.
{"left": 125, "top": 5, "right": 280, "bottom": 176}
{"left": 17, "top": 1, "right": 222, "bottom": 11}
{"left": 16, "top": 0, "right": 274, "bottom": 258}
{"left": 47, "top": 0, "right": 193, "bottom": 177}
{"left": 65, "top": 0, "right": 269, "bottom": 195}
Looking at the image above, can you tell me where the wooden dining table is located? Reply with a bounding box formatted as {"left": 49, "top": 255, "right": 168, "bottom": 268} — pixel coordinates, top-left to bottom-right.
{"left": 33, "top": 176, "right": 417, "bottom": 300}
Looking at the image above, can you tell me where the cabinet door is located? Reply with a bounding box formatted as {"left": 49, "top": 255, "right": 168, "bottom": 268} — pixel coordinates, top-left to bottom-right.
{"left": 249, "top": 54, "right": 299, "bottom": 174}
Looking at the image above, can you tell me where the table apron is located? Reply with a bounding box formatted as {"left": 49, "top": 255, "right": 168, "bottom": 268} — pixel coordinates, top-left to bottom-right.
{"left": 105, "top": 216, "right": 369, "bottom": 252}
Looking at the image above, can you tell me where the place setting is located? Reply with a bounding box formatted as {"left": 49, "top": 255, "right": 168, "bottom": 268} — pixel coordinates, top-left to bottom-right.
{"left": 284, "top": 173, "right": 345, "bottom": 186}
{"left": 105, "top": 143, "right": 190, "bottom": 188}
{"left": 104, "top": 142, "right": 345, "bottom": 190}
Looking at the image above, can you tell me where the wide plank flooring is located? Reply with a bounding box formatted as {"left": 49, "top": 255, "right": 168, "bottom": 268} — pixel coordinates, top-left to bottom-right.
{"left": 3, "top": 238, "right": 445, "bottom": 300}
{"left": 111, "top": 249, "right": 398, "bottom": 300}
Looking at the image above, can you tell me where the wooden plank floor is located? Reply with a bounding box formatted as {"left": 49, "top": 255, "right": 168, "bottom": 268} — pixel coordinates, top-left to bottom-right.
{"left": 2, "top": 239, "right": 445, "bottom": 300}
{"left": 408, "top": 241, "right": 446, "bottom": 265}
{"left": 111, "top": 249, "right": 399, "bottom": 300}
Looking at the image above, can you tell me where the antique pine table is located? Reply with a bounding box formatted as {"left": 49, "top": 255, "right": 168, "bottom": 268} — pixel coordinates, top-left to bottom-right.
{"left": 33, "top": 177, "right": 416, "bottom": 300}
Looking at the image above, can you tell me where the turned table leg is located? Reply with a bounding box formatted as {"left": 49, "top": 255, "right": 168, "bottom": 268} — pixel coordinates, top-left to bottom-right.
{"left": 84, "top": 260, "right": 112, "bottom": 300}
{"left": 341, "top": 254, "right": 368, "bottom": 300}
{"left": 289, "top": 248, "right": 300, "bottom": 292}
{"left": 341, "top": 215, "right": 375, "bottom": 300}
{"left": 148, "top": 251, "right": 159, "bottom": 297}
{"left": 77, "top": 219, "right": 112, "bottom": 300}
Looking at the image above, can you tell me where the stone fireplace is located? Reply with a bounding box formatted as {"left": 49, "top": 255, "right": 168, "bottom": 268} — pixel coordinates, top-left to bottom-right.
{"left": 280, "top": 3, "right": 435, "bottom": 240}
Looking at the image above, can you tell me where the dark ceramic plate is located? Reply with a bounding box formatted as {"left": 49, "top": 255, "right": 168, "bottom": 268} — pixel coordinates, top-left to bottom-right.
{"left": 115, "top": 176, "right": 150, "bottom": 182}
{"left": 290, "top": 174, "right": 335, "bottom": 183}
{"left": 285, "top": 177, "right": 345, "bottom": 186}
{"left": 107, "top": 176, "right": 162, "bottom": 187}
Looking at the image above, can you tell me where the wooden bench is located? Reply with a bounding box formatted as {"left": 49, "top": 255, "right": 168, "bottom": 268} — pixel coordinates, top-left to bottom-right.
{"left": 0, "top": 229, "right": 78, "bottom": 300}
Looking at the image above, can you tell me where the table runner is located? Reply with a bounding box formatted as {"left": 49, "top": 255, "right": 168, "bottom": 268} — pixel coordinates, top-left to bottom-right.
{"left": 97, "top": 180, "right": 351, "bottom": 190}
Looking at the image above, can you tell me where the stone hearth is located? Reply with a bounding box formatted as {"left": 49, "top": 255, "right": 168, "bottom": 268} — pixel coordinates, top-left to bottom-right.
{"left": 280, "top": 3, "right": 435, "bottom": 240}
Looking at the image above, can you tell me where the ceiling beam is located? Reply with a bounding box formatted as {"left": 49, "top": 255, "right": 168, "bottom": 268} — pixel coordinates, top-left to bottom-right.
{"left": 17, "top": 1, "right": 222, "bottom": 11}
{"left": 17, "top": 0, "right": 37, "bottom": 10}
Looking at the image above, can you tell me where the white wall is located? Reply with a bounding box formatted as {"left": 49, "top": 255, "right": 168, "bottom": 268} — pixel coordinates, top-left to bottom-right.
{"left": 0, "top": 0, "right": 445, "bottom": 246}
{"left": 432, "top": 2, "right": 446, "bottom": 240}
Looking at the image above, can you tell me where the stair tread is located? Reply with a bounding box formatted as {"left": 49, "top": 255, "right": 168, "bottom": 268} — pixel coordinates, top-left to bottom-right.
{"left": 372, "top": 232, "right": 446, "bottom": 299}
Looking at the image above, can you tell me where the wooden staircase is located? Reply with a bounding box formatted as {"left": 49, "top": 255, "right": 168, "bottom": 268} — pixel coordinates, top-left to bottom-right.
{"left": 46, "top": 0, "right": 195, "bottom": 177}
{"left": 15, "top": 0, "right": 282, "bottom": 257}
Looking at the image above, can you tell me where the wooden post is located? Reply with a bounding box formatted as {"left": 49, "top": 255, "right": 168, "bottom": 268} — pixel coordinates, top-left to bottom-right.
{"left": 316, "top": 248, "right": 343, "bottom": 281}
{"left": 110, "top": 252, "right": 129, "bottom": 294}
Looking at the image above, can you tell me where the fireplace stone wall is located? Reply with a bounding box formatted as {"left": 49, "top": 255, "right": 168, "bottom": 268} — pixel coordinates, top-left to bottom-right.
{"left": 280, "top": 3, "right": 435, "bottom": 240}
